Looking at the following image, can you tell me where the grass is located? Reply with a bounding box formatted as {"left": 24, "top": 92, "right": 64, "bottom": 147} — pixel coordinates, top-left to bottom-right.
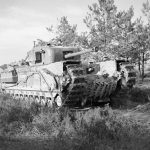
{"left": 110, "top": 82, "right": 150, "bottom": 109}
{"left": 129, "top": 87, "right": 150, "bottom": 103}
{"left": 0, "top": 89, "right": 150, "bottom": 150}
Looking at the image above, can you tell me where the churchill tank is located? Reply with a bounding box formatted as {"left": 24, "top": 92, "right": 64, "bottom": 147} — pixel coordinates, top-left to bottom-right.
{"left": 0, "top": 45, "right": 119, "bottom": 108}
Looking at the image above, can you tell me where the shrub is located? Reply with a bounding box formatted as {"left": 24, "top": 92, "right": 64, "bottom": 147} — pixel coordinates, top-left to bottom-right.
{"left": 7, "top": 107, "right": 33, "bottom": 123}
{"left": 0, "top": 93, "right": 150, "bottom": 150}
{"left": 30, "top": 102, "right": 41, "bottom": 115}
{"left": 40, "top": 107, "right": 150, "bottom": 150}
{"left": 0, "top": 106, "right": 33, "bottom": 126}
{"left": 130, "top": 88, "right": 149, "bottom": 103}
{"left": 1, "top": 94, "right": 11, "bottom": 101}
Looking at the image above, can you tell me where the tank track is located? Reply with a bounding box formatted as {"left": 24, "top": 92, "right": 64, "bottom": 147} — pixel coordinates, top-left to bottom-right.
{"left": 85, "top": 75, "right": 117, "bottom": 105}
{"left": 61, "top": 65, "right": 118, "bottom": 107}
{"left": 61, "top": 65, "right": 87, "bottom": 107}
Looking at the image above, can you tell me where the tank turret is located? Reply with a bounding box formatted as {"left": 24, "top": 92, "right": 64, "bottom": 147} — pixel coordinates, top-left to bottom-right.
{"left": 23, "top": 46, "right": 81, "bottom": 66}
{"left": 24, "top": 46, "right": 98, "bottom": 66}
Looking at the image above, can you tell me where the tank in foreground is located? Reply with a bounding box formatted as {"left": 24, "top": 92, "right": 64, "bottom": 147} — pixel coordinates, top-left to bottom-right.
{"left": 0, "top": 45, "right": 118, "bottom": 108}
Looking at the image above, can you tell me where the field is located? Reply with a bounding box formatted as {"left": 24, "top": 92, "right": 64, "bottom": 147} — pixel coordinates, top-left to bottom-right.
{"left": 0, "top": 81, "right": 150, "bottom": 150}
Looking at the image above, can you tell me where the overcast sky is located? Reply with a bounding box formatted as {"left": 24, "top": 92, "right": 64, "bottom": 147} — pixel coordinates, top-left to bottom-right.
{"left": 0, "top": 0, "right": 148, "bottom": 65}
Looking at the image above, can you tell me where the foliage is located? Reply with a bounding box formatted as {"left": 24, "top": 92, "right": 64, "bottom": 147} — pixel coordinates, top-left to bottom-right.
{"left": 142, "top": 0, "right": 150, "bottom": 23}
{"left": 131, "top": 4, "right": 150, "bottom": 77}
{"left": 130, "top": 87, "right": 150, "bottom": 103}
{"left": 114, "top": 7, "right": 135, "bottom": 58}
{"left": 84, "top": 0, "right": 117, "bottom": 52}
{"left": 0, "top": 64, "right": 7, "bottom": 70}
{"left": 47, "top": 16, "right": 78, "bottom": 46}
{"left": 83, "top": 0, "right": 135, "bottom": 61}
{"left": 0, "top": 94, "right": 150, "bottom": 150}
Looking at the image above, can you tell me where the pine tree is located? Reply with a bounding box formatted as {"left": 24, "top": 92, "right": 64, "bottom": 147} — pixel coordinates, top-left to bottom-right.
{"left": 84, "top": 0, "right": 135, "bottom": 60}
{"left": 47, "top": 16, "right": 78, "bottom": 46}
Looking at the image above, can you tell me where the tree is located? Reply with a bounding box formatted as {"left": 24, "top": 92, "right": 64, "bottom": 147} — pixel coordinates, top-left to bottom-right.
{"left": 136, "top": 20, "right": 146, "bottom": 78}
{"left": 113, "top": 7, "right": 135, "bottom": 58}
{"left": 84, "top": 0, "right": 135, "bottom": 61}
{"left": 84, "top": 0, "right": 117, "bottom": 53}
{"left": 47, "top": 16, "right": 78, "bottom": 46}
{"left": 136, "top": 0, "right": 150, "bottom": 79}
{"left": 35, "top": 39, "right": 49, "bottom": 46}
{"left": 142, "top": 0, "right": 150, "bottom": 23}
{"left": 0, "top": 64, "right": 7, "bottom": 70}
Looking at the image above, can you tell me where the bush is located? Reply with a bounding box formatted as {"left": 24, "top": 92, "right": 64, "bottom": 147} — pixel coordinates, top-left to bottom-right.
{"left": 6, "top": 107, "right": 33, "bottom": 123}
{"left": 1, "top": 94, "right": 11, "bottom": 101}
{"left": 130, "top": 88, "right": 149, "bottom": 103}
{"left": 30, "top": 102, "right": 41, "bottom": 115}
{"left": 34, "top": 107, "right": 149, "bottom": 150}
{"left": 0, "top": 94, "right": 150, "bottom": 150}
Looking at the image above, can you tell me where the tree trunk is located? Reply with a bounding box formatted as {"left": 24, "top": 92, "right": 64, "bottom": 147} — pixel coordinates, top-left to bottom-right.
{"left": 138, "top": 56, "right": 141, "bottom": 76}
{"left": 142, "top": 52, "right": 145, "bottom": 81}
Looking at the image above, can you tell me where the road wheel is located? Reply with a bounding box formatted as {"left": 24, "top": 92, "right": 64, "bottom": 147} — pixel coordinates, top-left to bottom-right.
{"left": 55, "top": 95, "right": 63, "bottom": 107}
{"left": 81, "top": 97, "right": 87, "bottom": 107}
{"left": 35, "top": 97, "right": 40, "bottom": 103}
{"left": 20, "top": 95, "right": 24, "bottom": 100}
{"left": 29, "top": 96, "right": 34, "bottom": 104}
{"left": 15, "top": 95, "right": 19, "bottom": 100}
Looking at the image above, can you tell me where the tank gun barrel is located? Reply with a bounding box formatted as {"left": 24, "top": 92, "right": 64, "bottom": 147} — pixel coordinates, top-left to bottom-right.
{"left": 65, "top": 47, "right": 98, "bottom": 59}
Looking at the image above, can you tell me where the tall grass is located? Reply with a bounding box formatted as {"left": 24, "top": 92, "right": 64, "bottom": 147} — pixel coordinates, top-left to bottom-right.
{"left": 130, "top": 87, "right": 150, "bottom": 103}
{"left": 111, "top": 86, "right": 150, "bottom": 109}
{"left": 0, "top": 94, "right": 150, "bottom": 150}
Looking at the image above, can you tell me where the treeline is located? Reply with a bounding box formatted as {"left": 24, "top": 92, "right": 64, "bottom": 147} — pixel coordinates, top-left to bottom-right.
{"left": 37, "top": 0, "right": 150, "bottom": 78}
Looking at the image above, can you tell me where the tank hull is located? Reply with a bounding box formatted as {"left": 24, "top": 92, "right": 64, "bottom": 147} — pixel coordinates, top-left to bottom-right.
{"left": 0, "top": 62, "right": 118, "bottom": 108}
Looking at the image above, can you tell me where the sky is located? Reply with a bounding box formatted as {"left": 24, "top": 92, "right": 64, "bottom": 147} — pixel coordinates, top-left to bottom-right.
{"left": 0, "top": 0, "right": 148, "bottom": 65}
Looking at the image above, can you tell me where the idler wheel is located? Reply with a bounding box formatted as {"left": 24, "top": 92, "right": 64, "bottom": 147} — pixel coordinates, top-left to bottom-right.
{"left": 55, "top": 95, "right": 63, "bottom": 107}
{"left": 20, "top": 95, "right": 24, "bottom": 100}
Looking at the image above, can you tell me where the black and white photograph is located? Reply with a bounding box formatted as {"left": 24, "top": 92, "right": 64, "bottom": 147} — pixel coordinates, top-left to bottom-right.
{"left": 0, "top": 0, "right": 150, "bottom": 149}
